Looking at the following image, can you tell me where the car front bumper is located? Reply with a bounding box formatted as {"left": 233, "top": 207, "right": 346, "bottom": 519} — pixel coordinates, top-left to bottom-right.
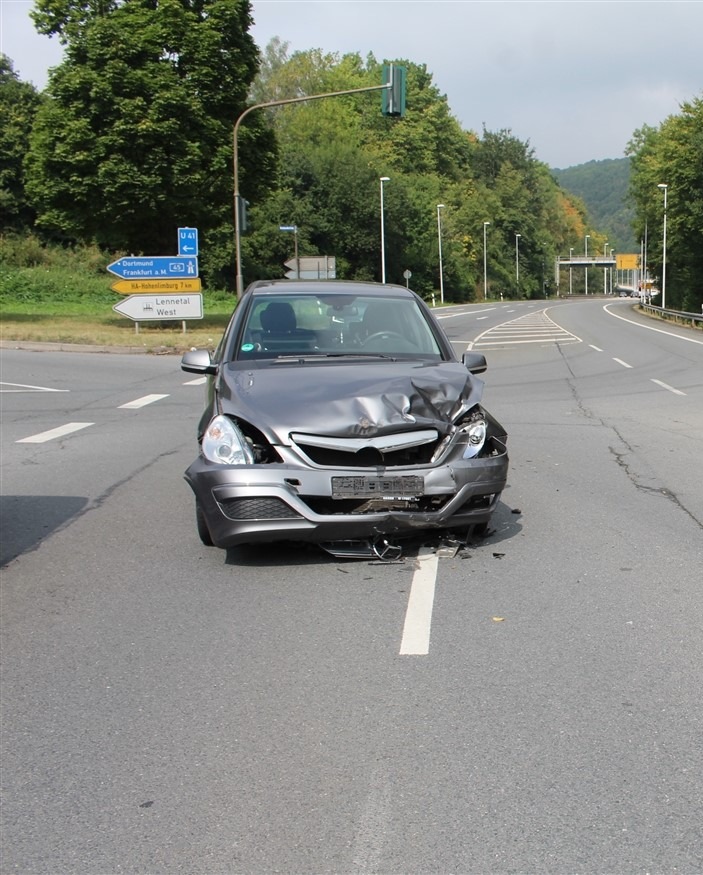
{"left": 185, "top": 439, "right": 508, "bottom": 548}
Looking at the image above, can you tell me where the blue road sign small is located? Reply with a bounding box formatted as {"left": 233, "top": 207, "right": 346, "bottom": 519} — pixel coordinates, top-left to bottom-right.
{"left": 178, "top": 227, "right": 199, "bottom": 256}
{"left": 107, "top": 256, "right": 199, "bottom": 279}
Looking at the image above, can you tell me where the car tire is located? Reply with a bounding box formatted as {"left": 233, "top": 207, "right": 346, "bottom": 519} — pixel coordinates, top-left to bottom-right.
{"left": 195, "top": 502, "right": 214, "bottom": 546}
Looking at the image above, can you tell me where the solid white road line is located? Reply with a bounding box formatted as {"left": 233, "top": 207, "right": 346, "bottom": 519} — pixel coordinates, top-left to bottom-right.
{"left": 400, "top": 548, "right": 438, "bottom": 655}
{"left": 17, "top": 422, "right": 94, "bottom": 443}
{"left": 118, "top": 394, "right": 170, "bottom": 409}
{"left": 604, "top": 303, "right": 703, "bottom": 345}
{"left": 0, "top": 382, "right": 69, "bottom": 393}
{"left": 613, "top": 358, "right": 633, "bottom": 368}
{"left": 651, "top": 379, "right": 686, "bottom": 396}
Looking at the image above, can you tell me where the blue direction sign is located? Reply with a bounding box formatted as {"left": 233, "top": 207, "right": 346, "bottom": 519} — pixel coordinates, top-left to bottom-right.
{"left": 107, "top": 256, "right": 198, "bottom": 279}
{"left": 178, "top": 227, "right": 199, "bottom": 256}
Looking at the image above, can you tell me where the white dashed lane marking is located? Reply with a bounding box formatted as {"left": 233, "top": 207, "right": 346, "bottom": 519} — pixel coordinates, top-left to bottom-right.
{"left": 651, "top": 379, "right": 686, "bottom": 396}
{"left": 118, "top": 393, "right": 170, "bottom": 409}
{"left": 17, "top": 422, "right": 94, "bottom": 443}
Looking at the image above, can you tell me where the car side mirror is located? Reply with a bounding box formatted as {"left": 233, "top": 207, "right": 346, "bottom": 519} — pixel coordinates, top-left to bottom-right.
{"left": 462, "top": 352, "right": 487, "bottom": 375}
{"left": 181, "top": 348, "right": 217, "bottom": 375}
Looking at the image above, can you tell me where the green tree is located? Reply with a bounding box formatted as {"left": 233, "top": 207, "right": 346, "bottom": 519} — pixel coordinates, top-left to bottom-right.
{"left": 0, "top": 55, "right": 42, "bottom": 231}
{"left": 628, "top": 96, "right": 703, "bottom": 311}
{"left": 25, "top": 0, "right": 276, "bottom": 288}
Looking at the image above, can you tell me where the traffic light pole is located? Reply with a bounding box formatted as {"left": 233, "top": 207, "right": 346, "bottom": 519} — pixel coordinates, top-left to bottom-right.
{"left": 234, "top": 76, "right": 398, "bottom": 298}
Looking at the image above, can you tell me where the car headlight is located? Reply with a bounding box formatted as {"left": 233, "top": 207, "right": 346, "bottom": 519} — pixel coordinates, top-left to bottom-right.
{"left": 461, "top": 417, "right": 487, "bottom": 459}
{"left": 201, "top": 415, "right": 254, "bottom": 465}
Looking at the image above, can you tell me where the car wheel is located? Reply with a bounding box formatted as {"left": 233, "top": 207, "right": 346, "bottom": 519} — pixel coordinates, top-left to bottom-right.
{"left": 195, "top": 502, "right": 214, "bottom": 546}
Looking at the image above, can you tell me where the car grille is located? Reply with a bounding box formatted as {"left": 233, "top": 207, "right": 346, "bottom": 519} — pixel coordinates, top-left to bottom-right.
{"left": 218, "top": 497, "right": 302, "bottom": 520}
{"left": 292, "top": 440, "right": 439, "bottom": 468}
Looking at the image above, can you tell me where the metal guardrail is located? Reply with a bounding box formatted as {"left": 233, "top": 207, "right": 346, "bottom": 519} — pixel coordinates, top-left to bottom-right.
{"left": 639, "top": 302, "right": 703, "bottom": 329}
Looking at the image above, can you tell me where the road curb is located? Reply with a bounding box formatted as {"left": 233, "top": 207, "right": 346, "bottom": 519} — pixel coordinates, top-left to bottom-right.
{"left": 0, "top": 339, "right": 181, "bottom": 355}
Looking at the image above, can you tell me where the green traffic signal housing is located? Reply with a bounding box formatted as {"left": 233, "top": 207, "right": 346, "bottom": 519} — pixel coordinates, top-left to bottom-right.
{"left": 382, "top": 64, "right": 406, "bottom": 117}
{"left": 236, "top": 195, "right": 249, "bottom": 232}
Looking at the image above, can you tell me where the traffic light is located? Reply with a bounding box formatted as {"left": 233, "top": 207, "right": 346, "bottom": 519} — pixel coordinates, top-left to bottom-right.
{"left": 236, "top": 195, "right": 249, "bottom": 232}
{"left": 381, "top": 64, "right": 406, "bottom": 117}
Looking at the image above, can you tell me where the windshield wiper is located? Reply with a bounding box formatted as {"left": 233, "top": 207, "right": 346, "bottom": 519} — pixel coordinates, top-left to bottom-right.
{"left": 271, "top": 353, "right": 397, "bottom": 362}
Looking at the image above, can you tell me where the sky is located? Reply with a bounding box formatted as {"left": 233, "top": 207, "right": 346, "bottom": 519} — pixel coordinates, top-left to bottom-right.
{"left": 2, "top": 0, "right": 702, "bottom": 169}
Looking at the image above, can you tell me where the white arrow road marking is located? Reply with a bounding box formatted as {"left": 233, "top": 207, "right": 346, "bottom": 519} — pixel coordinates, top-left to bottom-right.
{"left": 400, "top": 548, "right": 439, "bottom": 655}
{"left": 17, "top": 422, "right": 94, "bottom": 443}
{"left": 118, "top": 394, "right": 169, "bottom": 409}
{"left": 0, "top": 382, "right": 68, "bottom": 393}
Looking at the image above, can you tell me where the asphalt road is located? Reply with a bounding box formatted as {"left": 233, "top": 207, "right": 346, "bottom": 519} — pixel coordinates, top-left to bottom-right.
{"left": 2, "top": 298, "right": 702, "bottom": 874}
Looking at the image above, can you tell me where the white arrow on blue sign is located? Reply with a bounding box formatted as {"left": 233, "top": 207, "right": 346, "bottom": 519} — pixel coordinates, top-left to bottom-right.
{"left": 107, "top": 256, "right": 198, "bottom": 279}
{"left": 178, "top": 227, "right": 199, "bottom": 256}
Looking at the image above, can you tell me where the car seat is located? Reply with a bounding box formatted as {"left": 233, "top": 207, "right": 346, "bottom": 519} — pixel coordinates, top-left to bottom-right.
{"left": 260, "top": 302, "right": 297, "bottom": 334}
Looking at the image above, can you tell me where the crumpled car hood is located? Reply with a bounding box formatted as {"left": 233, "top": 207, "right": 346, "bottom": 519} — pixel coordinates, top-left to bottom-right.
{"left": 218, "top": 360, "right": 484, "bottom": 442}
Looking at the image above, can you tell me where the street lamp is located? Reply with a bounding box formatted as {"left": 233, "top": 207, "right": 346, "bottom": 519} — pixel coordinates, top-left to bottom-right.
{"left": 603, "top": 241, "right": 608, "bottom": 295}
{"left": 569, "top": 247, "right": 574, "bottom": 295}
{"left": 515, "top": 233, "right": 521, "bottom": 297}
{"left": 584, "top": 234, "right": 590, "bottom": 294}
{"left": 658, "top": 183, "right": 668, "bottom": 309}
{"left": 483, "top": 221, "right": 490, "bottom": 300}
{"left": 437, "top": 204, "right": 445, "bottom": 305}
{"left": 379, "top": 176, "right": 390, "bottom": 283}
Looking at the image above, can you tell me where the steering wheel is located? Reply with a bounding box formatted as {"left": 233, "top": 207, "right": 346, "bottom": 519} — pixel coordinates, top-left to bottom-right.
{"left": 363, "top": 330, "right": 406, "bottom": 345}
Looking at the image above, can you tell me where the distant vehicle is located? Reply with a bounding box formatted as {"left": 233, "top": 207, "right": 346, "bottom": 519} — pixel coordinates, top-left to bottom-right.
{"left": 181, "top": 280, "right": 509, "bottom": 559}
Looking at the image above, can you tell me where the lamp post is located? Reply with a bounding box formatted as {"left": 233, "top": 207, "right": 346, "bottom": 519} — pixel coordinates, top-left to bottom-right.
{"left": 657, "top": 183, "right": 668, "bottom": 309}
{"left": 483, "top": 221, "right": 490, "bottom": 300}
{"left": 379, "top": 176, "right": 390, "bottom": 283}
{"left": 437, "top": 204, "right": 445, "bottom": 304}
{"left": 603, "top": 241, "right": 608, "bottom": 295}
{"left": 584, "top": 234, "right": 590, "bottom": 294}
{"left": 569, "top": 247, "right": 574, "bottom": 295}
{"left": 515, "top": 233, "right": 521, "bottom": 298}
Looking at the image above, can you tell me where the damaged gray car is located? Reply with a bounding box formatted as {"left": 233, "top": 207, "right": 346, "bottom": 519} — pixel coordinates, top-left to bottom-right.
{"left": 181, "top": 280, "right": 508, "bottom": 559}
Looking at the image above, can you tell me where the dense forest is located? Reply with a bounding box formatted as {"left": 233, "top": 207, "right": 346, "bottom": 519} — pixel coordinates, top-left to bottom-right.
{"left": 1, "top": 0, "right": 701, "bottom": 310}
{"left": 552, "top": 159, "right": 636, "bottom": 253}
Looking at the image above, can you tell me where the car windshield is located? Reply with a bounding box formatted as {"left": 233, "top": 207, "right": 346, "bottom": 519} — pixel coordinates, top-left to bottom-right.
{"left": 235, "top": 294, "right": 443, "bottom": 360}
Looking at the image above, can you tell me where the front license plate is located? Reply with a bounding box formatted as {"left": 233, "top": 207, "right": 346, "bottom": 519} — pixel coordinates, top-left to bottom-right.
{"left": 331, "top": 475, "right": 424, "bottom": 499}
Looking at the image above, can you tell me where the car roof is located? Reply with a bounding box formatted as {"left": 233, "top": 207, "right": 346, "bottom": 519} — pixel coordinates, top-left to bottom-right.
{"left": 245, "top": 280, "right": 415, "bottom": 299}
